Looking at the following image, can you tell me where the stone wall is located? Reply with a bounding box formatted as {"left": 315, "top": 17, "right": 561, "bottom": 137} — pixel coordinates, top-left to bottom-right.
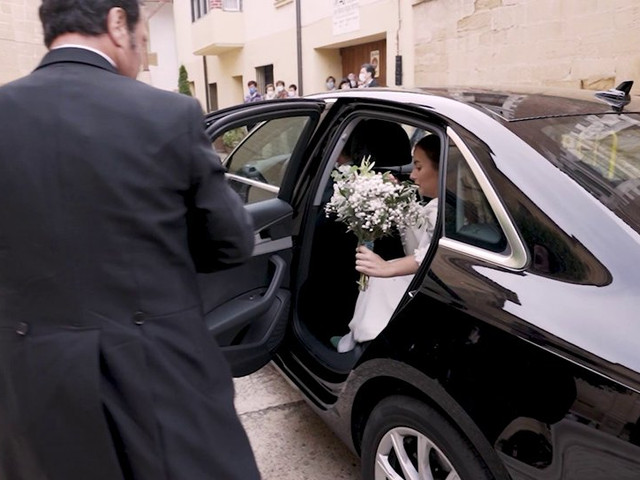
{"left": 413, "top": 0, "right": 640, "bottom": 90}
{"left": 0, "top": 0, "right": 44, "bottom": 86}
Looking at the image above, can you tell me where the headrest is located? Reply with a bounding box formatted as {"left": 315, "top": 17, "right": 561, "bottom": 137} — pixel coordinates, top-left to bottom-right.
{"left": 347, "top": 119, "right": 412, "bottom": 168}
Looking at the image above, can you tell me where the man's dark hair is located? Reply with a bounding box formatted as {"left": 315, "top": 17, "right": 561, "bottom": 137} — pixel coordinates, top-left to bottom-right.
{"left": 39, "top": 0, "right": 142, "bottom": 48}
{"left": 247, "top": 80, "right": 257, "bottom": 87}
{"left": 361, "top": 63, "right": 376, "bottom": 77}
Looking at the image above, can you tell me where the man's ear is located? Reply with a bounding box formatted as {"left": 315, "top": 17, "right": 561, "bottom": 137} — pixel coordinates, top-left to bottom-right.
{"left": 106, "top": 7, "right": 129, "bottom": 47}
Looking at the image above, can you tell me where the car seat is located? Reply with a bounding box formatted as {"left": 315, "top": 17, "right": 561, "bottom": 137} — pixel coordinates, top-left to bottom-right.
{"left": 347, "top": 119, "right": 413, "bottom": 171}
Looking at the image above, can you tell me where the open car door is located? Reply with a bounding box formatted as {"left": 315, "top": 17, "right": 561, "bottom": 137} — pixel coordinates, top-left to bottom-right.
{"left": 197, "top": 100, "right": 326, "bottom": 376}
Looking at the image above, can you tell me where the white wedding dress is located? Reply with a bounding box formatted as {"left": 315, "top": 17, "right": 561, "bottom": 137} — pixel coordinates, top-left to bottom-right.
{"left": 337, "top": 199, "right": 438, "bottom": 353}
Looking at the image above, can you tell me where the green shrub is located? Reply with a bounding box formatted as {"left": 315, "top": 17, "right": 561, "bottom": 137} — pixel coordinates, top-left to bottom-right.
{"left": 178, "top": 65, "right": 192, "bottom": 96}
{"left": 222, "top": 128, "right": 246, "bottom": 149}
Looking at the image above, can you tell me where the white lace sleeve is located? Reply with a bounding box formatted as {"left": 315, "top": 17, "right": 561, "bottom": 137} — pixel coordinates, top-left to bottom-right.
{"left": 412, "top": 199, "right": 439, "bottom": 265}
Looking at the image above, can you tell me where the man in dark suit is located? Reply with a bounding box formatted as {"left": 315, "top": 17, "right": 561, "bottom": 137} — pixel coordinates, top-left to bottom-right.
{"left": 0, "top": 1, "right": 260, "bottom": 479}
{"left": 358, "top": 63, "right": 380, "bottom": 88}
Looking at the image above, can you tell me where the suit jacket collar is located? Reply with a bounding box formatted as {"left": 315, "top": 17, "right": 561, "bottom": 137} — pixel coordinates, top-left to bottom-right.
{"left": 36, "top": 47, "right": 119, "bottom": 75}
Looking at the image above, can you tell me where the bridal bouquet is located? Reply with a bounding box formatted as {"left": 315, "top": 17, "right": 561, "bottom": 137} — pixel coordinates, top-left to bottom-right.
{"left": 325, "top": 157, "right": 423, "bottom": 290}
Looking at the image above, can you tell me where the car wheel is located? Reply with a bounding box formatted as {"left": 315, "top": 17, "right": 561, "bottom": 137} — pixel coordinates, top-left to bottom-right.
{"left": 361, "top": 395, "right": 494, "bottom": 480}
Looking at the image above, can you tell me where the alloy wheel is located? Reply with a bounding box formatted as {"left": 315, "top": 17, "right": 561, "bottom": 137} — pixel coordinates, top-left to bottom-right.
{"left": 375, "top": 426, "right": 460, "bottom": 480}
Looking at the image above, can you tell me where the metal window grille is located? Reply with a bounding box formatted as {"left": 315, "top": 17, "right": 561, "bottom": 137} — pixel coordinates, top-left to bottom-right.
{"left": 191, "top": 0, "right": 209, "bottom": 21}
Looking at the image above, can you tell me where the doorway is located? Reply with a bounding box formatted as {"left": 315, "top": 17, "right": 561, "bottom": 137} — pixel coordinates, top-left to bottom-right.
{"left": 340, "top": 40, "right": 387, "bottom": 86}
{"left": 256, "top": 64, "right": 274, "bottom": 94}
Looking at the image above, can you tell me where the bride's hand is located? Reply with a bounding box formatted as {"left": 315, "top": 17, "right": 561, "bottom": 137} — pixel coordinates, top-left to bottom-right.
{"left": 354, "top": 245, "right": 392, "bottom": 278}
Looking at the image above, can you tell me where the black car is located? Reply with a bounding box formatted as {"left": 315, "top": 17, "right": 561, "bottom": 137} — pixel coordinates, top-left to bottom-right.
{"left": 199, "top": 84, "right": 640, "bottom": 479}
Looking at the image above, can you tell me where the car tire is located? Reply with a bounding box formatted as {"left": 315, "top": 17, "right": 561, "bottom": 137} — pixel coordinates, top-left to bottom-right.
{"left": 361, "top": 395, "right": 495, "bottom": 480}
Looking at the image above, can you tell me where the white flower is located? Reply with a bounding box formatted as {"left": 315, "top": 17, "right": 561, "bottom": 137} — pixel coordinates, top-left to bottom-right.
{"left": 325, "top": 157, "right": 422, "bottom": 244}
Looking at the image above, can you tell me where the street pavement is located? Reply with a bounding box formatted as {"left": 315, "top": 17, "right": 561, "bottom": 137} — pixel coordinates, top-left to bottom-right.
{"left": 234, "top": 363, "right": 360, "bottom": 479}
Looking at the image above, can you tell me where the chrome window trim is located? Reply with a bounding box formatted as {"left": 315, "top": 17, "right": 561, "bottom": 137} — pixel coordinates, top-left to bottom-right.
{"left": 225, "top": 173, "right": 280, "bottom": 194}
{"left": 443, "top": 126, "right": 528, "bottom": 270}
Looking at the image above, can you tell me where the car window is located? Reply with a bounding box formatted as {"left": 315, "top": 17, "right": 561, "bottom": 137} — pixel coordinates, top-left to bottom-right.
{"left": 212, "top": 115, "right": 311, "bottom": 204}
{"left": 444, "top": 139, "right": 508, "bottom": 253}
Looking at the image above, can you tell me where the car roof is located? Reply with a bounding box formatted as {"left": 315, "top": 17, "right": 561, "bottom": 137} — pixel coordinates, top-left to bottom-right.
{"left": 309, "top": 85, "right": 640, "bottom": 122}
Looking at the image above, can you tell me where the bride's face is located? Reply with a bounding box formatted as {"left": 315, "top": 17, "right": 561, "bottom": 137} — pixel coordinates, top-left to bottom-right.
{"left": 410, "top": 147, "right": 439, "bottom": 198}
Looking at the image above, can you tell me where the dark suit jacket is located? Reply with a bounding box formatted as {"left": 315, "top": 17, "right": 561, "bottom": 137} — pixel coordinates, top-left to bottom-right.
{"left": 0, "top": 48, "right": 259, "bottom": 480}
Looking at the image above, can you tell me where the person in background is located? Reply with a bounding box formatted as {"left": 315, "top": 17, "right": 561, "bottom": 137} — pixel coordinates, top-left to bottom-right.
{"left": 264, "top": 83, "right": 276, "bottom": 100}
{"left": 0, "top": 0, "right": 260, "bottom": 479}
{"left": 275, "top": 80, "right": 288, "bottom": 99}
{"left": 326, "top": 75, "right": 336, "bottom": 91}
{"left": 288, "top": 84, "right": 298, "bottom": 97}
{"left": 348, "top": 72, "right": 358, "bottom": 88}
{"left": 358, "top": 63, "right": 379, "bottom": 88}
{"left": 244, "top": 79, "right": 262, "bottom": 103}
{"left": 338, "top": 77, "right": 352, "bottom": 90}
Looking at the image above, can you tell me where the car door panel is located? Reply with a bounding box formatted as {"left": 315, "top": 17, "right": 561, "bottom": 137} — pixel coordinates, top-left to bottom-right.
{"left": 199, "top": 198, "right": 292, "bottom": 315}
{"left": 197, "top": 102, "right": 324, "bottom": 377}
{"left": 196, "top": 196, "right": 294, "bottom": 378}
{"left": 206, "top": 255, "right": 287, "bottom": 341}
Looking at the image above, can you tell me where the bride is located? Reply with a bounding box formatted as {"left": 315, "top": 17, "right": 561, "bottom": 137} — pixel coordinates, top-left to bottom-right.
{"left": 333, "top": 134, "right": 441, "bottom": 353}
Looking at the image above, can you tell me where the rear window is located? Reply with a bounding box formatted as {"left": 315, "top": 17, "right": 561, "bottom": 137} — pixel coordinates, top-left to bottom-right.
{"left": 515, "top": 113, "right": 640, "bottom": 234}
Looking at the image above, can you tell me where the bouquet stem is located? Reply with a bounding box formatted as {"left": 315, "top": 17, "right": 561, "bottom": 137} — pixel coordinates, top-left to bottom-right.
{"left": 357, "top": 272, "right": 369, "bottom": 291}
{"left": 357, "top": 240, "right": 374, "bottom": 291}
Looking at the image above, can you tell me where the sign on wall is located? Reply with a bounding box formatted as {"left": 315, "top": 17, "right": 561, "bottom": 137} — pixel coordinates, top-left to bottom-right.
{"left": 333, "top": 0, "right": 359, "bottom": 35}
{"left": 370, "top": 49, "right": 380, "bottom": 76}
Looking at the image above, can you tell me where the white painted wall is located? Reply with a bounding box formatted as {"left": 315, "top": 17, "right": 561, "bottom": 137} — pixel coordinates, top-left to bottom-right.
{"left": 240, "top": 0, "right": 298, "bottom": 95}
{"left": 245, "top": 0, "right": 296, "bottom": 40}
{"left": 301, "top": 0, "right": 386, "bottom": 25}
{"left": 148, "top": 4, "right": 180, "bottom": 92}
{"left": 169, "top": 0, "right": 409, "bottom": 104}
{"left": 172, "top": 0, "right": 206, "bottom": 106}
{"left": 300, "top": 0, "right": 402, "bottom": 93}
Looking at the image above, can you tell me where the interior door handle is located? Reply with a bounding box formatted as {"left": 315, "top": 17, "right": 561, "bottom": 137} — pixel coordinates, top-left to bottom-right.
{"left": 261, "top": 255, "right": 286, "bottom": 305}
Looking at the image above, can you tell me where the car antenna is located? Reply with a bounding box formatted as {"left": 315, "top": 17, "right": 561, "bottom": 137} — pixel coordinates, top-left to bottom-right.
{"left": 594, "top": 80, "right": 633, "bottom": 112}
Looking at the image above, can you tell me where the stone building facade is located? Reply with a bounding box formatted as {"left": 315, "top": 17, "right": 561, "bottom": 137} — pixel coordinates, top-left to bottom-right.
{"left": 412, "top": 0, "right": 640, "bottom": 90}
{"left": 1, "top": 0, "right": 45, "bottom": 86}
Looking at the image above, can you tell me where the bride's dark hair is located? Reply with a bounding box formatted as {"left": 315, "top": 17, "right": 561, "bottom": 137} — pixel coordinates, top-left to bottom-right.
{"left": 415, "top": 134, "right": 441, "bottom": 169}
